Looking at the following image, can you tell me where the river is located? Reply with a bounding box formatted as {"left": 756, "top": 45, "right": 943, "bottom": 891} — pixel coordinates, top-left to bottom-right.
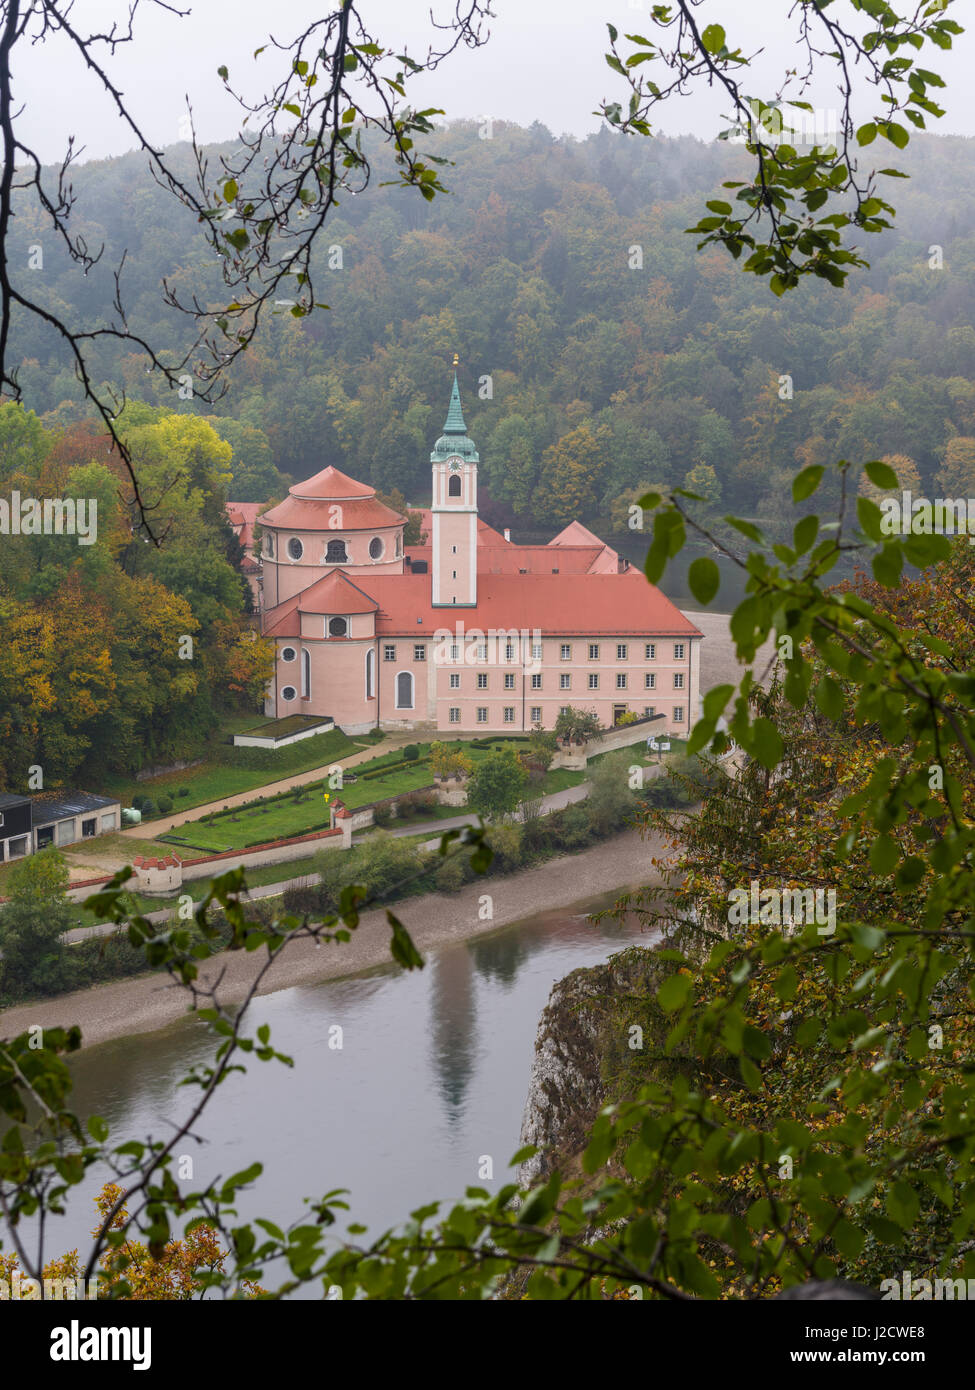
{"left": 40, "top": 890, "right": 646, "bottom": 1286}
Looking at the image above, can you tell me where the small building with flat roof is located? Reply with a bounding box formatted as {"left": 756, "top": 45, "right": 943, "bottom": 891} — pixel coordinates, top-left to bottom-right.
{"left": 30, "top": 791, "right": 121, "bottom": 852}
{"left": 0, "top": 793, "right": 32, "bottom": 863}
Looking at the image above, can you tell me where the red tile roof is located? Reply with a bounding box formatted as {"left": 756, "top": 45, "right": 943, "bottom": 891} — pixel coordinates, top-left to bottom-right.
{"left": 290, "top": 465, "right": 377, "bottom": 500}
{"left": 263, "top": 569, "right": 379, "bottom": 637}
{"left": 362, "top": 571, "right": 701, "bottom": 637}
{"left": 260, "top": 493, "right": 404, "bottom": 531}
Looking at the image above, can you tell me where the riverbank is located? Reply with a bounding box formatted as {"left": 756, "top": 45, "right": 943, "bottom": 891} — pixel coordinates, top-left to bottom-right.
{"left": 0, "top": 826, "right": 671, "bottom": 1051}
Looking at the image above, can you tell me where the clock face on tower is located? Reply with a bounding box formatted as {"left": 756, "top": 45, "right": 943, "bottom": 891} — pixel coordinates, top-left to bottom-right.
{"left": 446, "top": 456, "right": 463, "bottom": 469}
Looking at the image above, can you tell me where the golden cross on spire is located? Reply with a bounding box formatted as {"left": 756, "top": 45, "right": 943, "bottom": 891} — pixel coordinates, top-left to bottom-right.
{"left": 452, "top": 352, "right": 459, "bottom": 367}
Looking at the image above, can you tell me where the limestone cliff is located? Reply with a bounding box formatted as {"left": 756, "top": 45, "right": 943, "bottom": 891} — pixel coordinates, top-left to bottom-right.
{"left": 519, "top": 946, "right": 666, "bottom": 1185}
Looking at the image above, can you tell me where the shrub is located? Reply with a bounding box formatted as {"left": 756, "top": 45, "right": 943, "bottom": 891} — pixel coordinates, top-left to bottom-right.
{"left": 433, "top": 855, "right": 470, "bottom": 893}
{"left": 131, "top": 793, "right": 146, "bottom": 811}
{"left": 140, "top": 799, "right": 157, "bottom": 818}
{"left": 411, "top": 790, "right": 438, "bottom": 815}
{"left": 372, "top": 803, "right": 393, "bottom": 827}
{"left": 550, "top": 803, "right": 593, "bottom": 850}
{"left": 177, "top": 787, "right": 190, "bottom": 798}
{"left": 395, "top": 796, "right": 416, "bottom": 819}
{"left": 157, "top": 795, "right": 174, "bottom": 815}
{"left": 484, "top": 822, "right": 525, "bottom": 872}
{"left": 402, "top": 744, "right": 419, "bottom": 761}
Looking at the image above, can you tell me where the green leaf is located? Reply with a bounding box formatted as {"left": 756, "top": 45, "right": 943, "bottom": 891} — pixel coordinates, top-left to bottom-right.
{"left": 657, "top": 972, "right": 693, "bottom": 1013}
{"left": 701, "top": 24, "right": 726, "bottom": 53}
{"left": 793, "top": 466, "right": 824, "bottom": 502}
{"left": 864, "top": 458, "right": 899, "bottom": 490}
{"left": 687, "top": 556, "right": 720, "bottom": 605}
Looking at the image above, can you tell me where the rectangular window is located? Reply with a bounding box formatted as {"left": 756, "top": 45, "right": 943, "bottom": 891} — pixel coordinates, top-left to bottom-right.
{"left": 645, "top": 706, "right": 655, "bottom": 718}
{"left": 560, "top": 673, "right": 571, "bottom": 690}
{"left": 531, "top": 673, "right": 542, "bottom": 690}
{"left": 449, "top": 707, "right": 461, "bottom": 723}
{"left": 450, "top": 643, "right": 460, "bottom": 661}
{"left": 503, "top": 707, "right": 515, "bottom": 723}
{"left": 505, "top": 642, "right": 515, "bottom": 661}
{"left": 645, "top": 672, "right": 656, "bottom": 690}
{"left": 414, "top": 644, "right": 425, "bottom": 661}
{"left": 476, "top": 642, "right": 487, "bottom": 661}
{"left": 560, "top": 705, "right": 570, "bottom": 716}
{"left": 674, "top": 643, "right": 685, "bottom": 660}
{"left": 560, "top": 643, "right": 571, "bottom": 660}
{"left": 530, "top": 706, "right": 542, "bottom": 723}
{"left": 645, "top": 643, "right": 655, "bottom": 660}
{"left": 616, "top": 643, "right": 628, "bottom": 661}
{"left": 589, "top": 673, "right": 599, "bottom": 690}
{"left": 449, "top": 672, "right": 461, "bottom": 689}
{"left": 477, "top": 672, "right": 488, "bottom": 690}
{"left": 531, "top": 642, "right": 543, "bottom": 660}
{"left": 674, "top": 672, "right": 684, "bottom": 689}
{"left": 589, "top": 643, "right": 599, "bottom": 660}
{"left": 504, "top": 673, "right": 515, "bottom": 690}
{"left": 674, "top": 706, "right": 684, "bottom": 723}
{"left": 452, "top": 570, "right": 457, "bottom": 579}
{"left": 383, "top": 645, "right": 396, "bottom": 662}
{"left": 616, "top": 673, "right": 627, "bottom": 689}
{"left": 477, "top": 707, "right": 488, "bottom": 723}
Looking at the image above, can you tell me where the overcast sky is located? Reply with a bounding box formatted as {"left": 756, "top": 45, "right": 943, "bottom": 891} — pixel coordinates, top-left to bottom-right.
{"left": 14, "top": 0, "right": 975, "bottom": 164}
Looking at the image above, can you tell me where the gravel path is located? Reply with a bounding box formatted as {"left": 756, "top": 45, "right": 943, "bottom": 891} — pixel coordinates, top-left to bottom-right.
{"left": 0, "top": 828, "right": 673, "bottom": 1051}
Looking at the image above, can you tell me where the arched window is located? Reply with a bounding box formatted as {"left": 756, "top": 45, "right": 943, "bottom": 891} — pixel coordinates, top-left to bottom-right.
{"left": 266, "top": 533, "right": 275, "bottom": 556}
{"left": 396, "top": 670, "right": 414, "bottom": 710}
{"left": 288, "top": 537, "right": 303, "bottom": 560}
{"left": 328, "top": 616, "right": 348, "bottom": 638}
{"left": 301, "top": 650, "right": 310, "bottom": 699}
{"left": 448, "top": 473, "right": 462, "bottom": 498}
{"left": 395, "top": 533, "right": 402, "bottom": 557}
{"left": 326, "top": 538, "right": 348, "bottom": 564}
{"left": 365, "top": 648, "right": 375, "bottom": 700}
{"left": 369, "top": 536, "right": 384, "bottom": 560}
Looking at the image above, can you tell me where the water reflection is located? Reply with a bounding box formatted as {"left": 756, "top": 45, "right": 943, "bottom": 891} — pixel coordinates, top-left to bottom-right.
{"left": 38, "top": 892, "right": 644, "bottom": 1281}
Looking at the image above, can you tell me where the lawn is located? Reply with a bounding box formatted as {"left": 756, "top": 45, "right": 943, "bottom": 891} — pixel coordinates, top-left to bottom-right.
{"left": 99, "top": 725, "right": 357, "bottom": 819}
{"left": 156, "top": 737, "right": 559, "bottom": 854}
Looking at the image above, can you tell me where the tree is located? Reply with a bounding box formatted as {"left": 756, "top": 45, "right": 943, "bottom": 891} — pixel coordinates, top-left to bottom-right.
{"left": 429, "top": 741, "right": 473, "bottom": 781}
{"left": 0, "top": 850, "right": 74, "bottom": 998}
{"left": 858, "top": 453, "right": 922, "bottom": 502}
{"left": 554, "top": 706, "right": 602, "bottom": 746}
{"left": 465, "top": 748, "right": 528, "bottom": 822}
{"left": 935, "top": 436, "right": 975, "bottom": 495}
{"left": 683, "top": 463, "right": 722, "bottom": 508}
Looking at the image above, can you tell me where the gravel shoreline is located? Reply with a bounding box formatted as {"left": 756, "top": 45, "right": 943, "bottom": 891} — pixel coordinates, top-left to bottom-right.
{"left": 0, "top": 827, "right": 672, "bottom": 1051}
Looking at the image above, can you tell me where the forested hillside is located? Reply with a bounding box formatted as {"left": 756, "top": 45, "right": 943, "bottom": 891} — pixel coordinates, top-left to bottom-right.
{"left": 10, "top": 122, "right": 975, "bottom": 531}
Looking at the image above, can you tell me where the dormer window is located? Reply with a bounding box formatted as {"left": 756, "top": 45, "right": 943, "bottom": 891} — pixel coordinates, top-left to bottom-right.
{"left": 287, "top": 537, "right": 303, "bottom": 561}
{"left": 326, "top": 538, "right": 348, "bottom": 564}
{"left": 328, "top": 616, "right": 348, "bottom": 637}
{"left": 369, "top": 536, "right": 384, "bottom": 560}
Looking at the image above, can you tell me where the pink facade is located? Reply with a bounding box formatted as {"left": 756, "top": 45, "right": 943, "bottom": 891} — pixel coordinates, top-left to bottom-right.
{"left": 253, "top": 378, "right": 703, "bottom": 736}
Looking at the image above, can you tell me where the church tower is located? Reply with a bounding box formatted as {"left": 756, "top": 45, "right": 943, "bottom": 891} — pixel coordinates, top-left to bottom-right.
{"left": 430, "top": 366, "right": 478, "bottom": 607}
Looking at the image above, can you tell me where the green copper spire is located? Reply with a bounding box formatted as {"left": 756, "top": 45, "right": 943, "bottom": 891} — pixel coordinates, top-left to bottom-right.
{"left": 443, "top": 372, "right": 467, "bottom": 434}
{"left": 430, "top": 366, "right": 478, "bottom": 463}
